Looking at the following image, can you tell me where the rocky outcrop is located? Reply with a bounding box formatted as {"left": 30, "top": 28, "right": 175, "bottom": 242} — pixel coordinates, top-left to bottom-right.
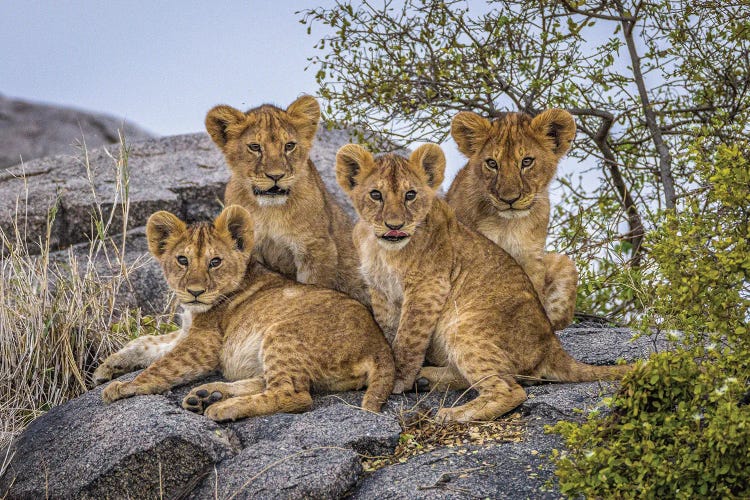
{"left": 0, "top": 327, "right": 667, "bottom": 499}
{"left": 0, "top": 94, "right": 154, "bottom": 169}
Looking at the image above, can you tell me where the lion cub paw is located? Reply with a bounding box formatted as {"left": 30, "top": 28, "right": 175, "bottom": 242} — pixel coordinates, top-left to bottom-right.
{"left": 102, "top": 381, "right": 132, "bottom": 404}
{"left": 204, "top": 400, "right": 244, "bottom": 422}
{"left": 93, "top": 358, "right": 130, "bottom": 386}
{"left": 182, "top": 383, "right": 228, "bottom": 414}
{"left": 435, "top": 406, "right": 471, "bottom": 424}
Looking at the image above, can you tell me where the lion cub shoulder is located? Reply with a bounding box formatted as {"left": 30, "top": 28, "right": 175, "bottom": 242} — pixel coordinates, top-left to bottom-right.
{"left": 97, "top": 206, "right": 394, "bottom": 420}
{"left": 447, "top": 109, "right": 579, "bottom": 330}
{"left": 205, "top": 96, "right": 369, "bottom": 306}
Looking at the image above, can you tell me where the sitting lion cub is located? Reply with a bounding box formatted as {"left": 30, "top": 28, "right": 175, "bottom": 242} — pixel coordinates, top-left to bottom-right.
{"left": 97, "top": 206, "right": 394, "bottom": 420}
{"left": 447, "top": 110, "right": 578, "bottom": 330}
{"left": 205, "top": 96, "right": 369, "bottom": 306}
{"left": 335, "top": 143, "right": 628, "bottom": 422}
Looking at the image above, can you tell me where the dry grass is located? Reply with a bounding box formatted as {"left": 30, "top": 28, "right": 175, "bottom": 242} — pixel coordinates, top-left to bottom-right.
{"left": 0, "top": 135, "right": 159, "bottom": 451}
{"left": 362, "top": 405, "right": 526, "bottom": 472}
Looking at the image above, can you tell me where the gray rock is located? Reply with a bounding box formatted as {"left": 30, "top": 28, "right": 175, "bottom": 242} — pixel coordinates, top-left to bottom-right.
{"left": 0, "top": 94, "right": 154, "bottom": 169}
{"left": 0, "top": 377, "right": 237, "bottom": 499}
{"left": 189, "top": 441, "right": 362, "bottom": 500}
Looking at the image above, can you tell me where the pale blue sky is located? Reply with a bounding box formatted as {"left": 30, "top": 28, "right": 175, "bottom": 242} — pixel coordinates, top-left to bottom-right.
{"left": 0, "top": 0, "right": 469, "bottom": 181}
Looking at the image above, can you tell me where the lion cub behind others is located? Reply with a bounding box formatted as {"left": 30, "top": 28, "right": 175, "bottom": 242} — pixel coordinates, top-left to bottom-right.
{"left": 205, "top": 96, "right": 369, "bottom": 306}
{"left": 96, "top": 206, "right": 394, "bottom": 421}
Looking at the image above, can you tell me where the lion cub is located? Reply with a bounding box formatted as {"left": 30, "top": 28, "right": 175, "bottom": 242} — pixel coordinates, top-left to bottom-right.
{"left": 336, "top": 143, "right": 628, "bottom": 422}
{"left": 98, "top": 206, "right": 394, "bottom": 420}
{"left": 447, "top": 110, "right": 578, "bottom": 330}
{"left": 205, "top": 96, "right": 369, "bottom": 306}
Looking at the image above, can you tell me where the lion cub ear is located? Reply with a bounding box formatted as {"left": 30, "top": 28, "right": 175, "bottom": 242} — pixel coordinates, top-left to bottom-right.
{"left": 531, "top": 109, "right": 576, "bottom": 157}
{"left": 409, "top": 143, "right": 446, "bottom": 189}
{"left": 451, "top": 112, "right": 493, "bottom": 157}
{"left": 335, "top": 144, "right": 376, "bottom": 193}
{"left": 286, "top": 95, "right": 320, "bottom": 143}
{"left": 214, "top": 205, "right": 254, "bottom": 254}
{"left": 205, "top": 105, "right": 247, "bottom": 148}
{"left": 147, "top": 211, "right": 187, "bottom": 259}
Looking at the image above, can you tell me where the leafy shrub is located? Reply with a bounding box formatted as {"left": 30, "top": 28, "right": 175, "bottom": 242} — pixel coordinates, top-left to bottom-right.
{"left": 552, "top": 141, "right": 750, "bottom": 498}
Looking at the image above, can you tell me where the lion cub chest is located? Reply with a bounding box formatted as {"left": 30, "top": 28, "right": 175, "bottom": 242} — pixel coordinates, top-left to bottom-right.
{"left": 358, "top": 234, "right": 403, "bottom": 306}
{"left": 220, "top": 322, "right": 265, "bottom": 381}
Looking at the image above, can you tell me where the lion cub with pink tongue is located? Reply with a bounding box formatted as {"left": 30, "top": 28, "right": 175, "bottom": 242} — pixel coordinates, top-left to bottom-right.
{"left": 336, "top": 143, "right": 629, "bottom": 422}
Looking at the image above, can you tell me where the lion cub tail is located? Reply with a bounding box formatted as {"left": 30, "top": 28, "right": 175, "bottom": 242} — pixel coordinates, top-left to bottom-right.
{"left": 361, "top": 348, "right": 396, "bottom": 413}
{"left": 541, "top": 343, "right": 633, "bottom": 383}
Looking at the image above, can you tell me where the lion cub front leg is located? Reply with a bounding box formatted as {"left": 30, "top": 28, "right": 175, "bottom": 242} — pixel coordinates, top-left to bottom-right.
{"left": 93, "top": 329, "right": 187, "bottom": 385}
{"left": 391, "top": 280, "right": 450, "bottom": 393}
{"left": 102, "top": 327, "right": 222, "bottom": 404}
{"left": 370, "top": 287, "right": 399, "bottom": 344}
{"left": 294, "top": 238, "right": 339, "bottom": 289}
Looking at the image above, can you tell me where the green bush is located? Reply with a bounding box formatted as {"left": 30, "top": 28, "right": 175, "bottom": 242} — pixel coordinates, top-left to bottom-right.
{"left": 552, "top": 141, "right": 750, "bottom": 498}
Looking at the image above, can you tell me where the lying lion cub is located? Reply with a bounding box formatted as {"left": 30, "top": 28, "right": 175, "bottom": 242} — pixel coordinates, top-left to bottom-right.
{"left": 335, "top": 143, "right": 629, "bottom": 422}
{"left": 447, "top": 110, "right": 579, "bottom": 331}
{"left": 205, "top": 96, "right": 369, "bottom": 306}
{"left": 97, "top": 206, "right": 394, "bottom": 420}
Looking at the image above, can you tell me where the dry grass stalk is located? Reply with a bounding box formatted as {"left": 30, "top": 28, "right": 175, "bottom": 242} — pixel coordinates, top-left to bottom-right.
{"left": 0, "top": 135, "right": 146, "bottom": 450}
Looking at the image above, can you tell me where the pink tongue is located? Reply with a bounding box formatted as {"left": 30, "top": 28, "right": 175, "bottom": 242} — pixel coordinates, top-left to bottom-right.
{"left": 384, "top": 230, "right": 408, "bottom": 238}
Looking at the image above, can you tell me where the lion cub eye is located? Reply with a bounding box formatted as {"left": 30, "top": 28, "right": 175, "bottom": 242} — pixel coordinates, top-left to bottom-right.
{"left": 209, "top": 257, "right": 222, "bottom": 269}
{"left": 521, "top": 157, "right": 535, "bottom": 168}
{"left": 177, "top": 255, "right": 188, "bottom": 266}
{"left": 284, "top": 142, "right": 297, "bottom": 152}
{"left": 405, "top": 190, "right": 417, "bottom": 201}
{"left": 247, "top": 143, "right": 262, "bottom": 152}
{"left": 485, "top": 159, "right": 498, "bottom": 170}
{"left": 370, "top": 190, "right": 383, "bottom": 201}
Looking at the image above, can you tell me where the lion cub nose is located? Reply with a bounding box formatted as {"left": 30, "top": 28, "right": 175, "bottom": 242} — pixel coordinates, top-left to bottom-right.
{"left": 385, "top": 221, "right": 404, "bottom": 230}
{"left": 187, "top": 288, "right": 206, "bottom": 298}
{"left": 498, "top": 195, "right": 521, "bottom": 205}
{"left": 265, "top": 173, "right": 285, "bottom": 182}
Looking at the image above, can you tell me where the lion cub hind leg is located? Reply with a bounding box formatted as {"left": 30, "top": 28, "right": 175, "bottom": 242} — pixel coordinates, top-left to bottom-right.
{"left": 416, "top": 366, "right": 470, "bottom": 392}
{"left": 360, "top": 350, "right": 396, "bottom": 413}
{"left": 182, "top": 378, "right": 265, "bottom": 414}
{"left": 435, "top": 346, "right": 527, "bottom": 423}
{"left": 542, "top": 252, "right": 578, "bottom": 331}
{"left": 204, "top": 383, "right": 314, "bottom": 422}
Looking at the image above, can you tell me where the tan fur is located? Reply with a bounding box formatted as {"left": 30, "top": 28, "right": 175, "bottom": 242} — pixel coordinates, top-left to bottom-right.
{"left": 99, "top": 206, "right": 394, "bottom": 420}
{"left": 205, "top": 96, "right": 369, "bottom": 306}
{"left": 336, "top": 143, "right": 630, "bottom": 422}
{"left": 447, "top": 109, "right": 578, "bottom": 331}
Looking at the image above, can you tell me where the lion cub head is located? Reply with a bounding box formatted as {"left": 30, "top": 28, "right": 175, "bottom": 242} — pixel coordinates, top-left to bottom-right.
{"left": 451, "top": 109, "right": 575, "bottom": 217}
{"left": 336, "top": 143, "right": 445, "bottom": 250}
{"left": 205, "top": 96, "right": 320, "bottom": 206}
{"left": 146, "top": 205, "right": 254, "bottom": 313}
